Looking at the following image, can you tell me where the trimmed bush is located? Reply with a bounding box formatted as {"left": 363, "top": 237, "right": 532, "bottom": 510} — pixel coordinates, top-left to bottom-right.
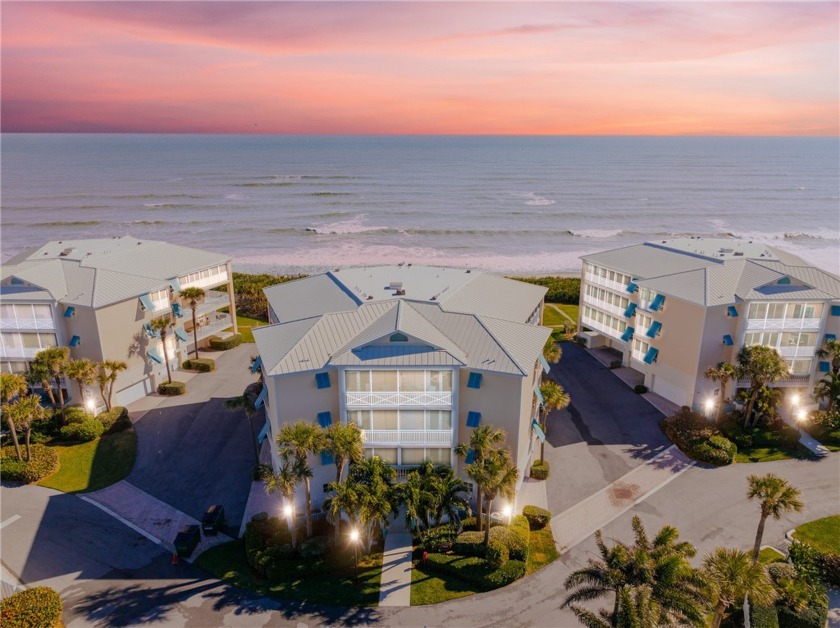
{"left": 485, "top": 539, "right": 508, "bottom": 568}
{"left": 97, "top": 406, "right": 130, "bottom": 433}
{"left": 460, "top": 516, "right": 501, "bottom": 532}
{"left": 0, "top": 445, "right": 60, "bottom": 483}
{"left": 491, "top": 526, "right": 528, "bottom": 562}
{"left": 510, "top": 515, "right": 531, "bottom": 560}
{"left": 486, "top": 560, "right": 526, "bottom": 587}
{"left": 422, "top": 524, "right": 457, "bottom": 552}
{"left": 183, "top": 358, "right": 216, "bottom": 372}
{"left": 252, "top": 463, "right": 273, "bottom": 481}
{"left": 777, "top": 604, "right": 828, "bottom": 628}
{"left": 63, "top": 406, "right": 89, "bottom": 425}
{"left": 0, "top": 586, "right": 63, "bottom": 628}
{"left": 633, "top": 384, "right": 648, "bottom": 394}
{"left": 209, "top": 334, "right": 242, "bottom": 350}
{"left": 523, "top": 505, "right": 551, "bottom": 530}
{"left": 157, "top": 381, "right": 186, "bottom": 396}
{"left": 530, "top": 459, "right": 550, "bottom": 480}
{"left": 59, "top": 418, "right": 104, "bottom": 442}
{"left": 423, "top": 554, "right": 526, "bottom": 592}
{"left": 750, "top": 605, "right": 779, "bottom": 628}
{"left": 299, "top": 536, "right": 328, "bottom": 559}
{"left": 454, "top": 531, "right": 486, "bottom": 557}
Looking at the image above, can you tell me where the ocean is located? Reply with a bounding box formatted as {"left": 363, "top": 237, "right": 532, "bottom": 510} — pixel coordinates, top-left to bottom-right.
{"left": 1, "top": 134, "right": 838, "bottom": 275}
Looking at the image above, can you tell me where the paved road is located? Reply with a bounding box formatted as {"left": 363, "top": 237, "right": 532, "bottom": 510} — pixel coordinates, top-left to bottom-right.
{"left": 543, "top": 342, "right": 671, "bottom": 514}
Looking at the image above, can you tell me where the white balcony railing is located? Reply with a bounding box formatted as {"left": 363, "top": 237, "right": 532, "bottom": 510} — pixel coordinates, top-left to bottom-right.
{"left": 181, "top": 270, "right": 229, "bottom": 291}
{"left": 192, "top": 314, "right": 232, "bottom": 341}
{"left": 194, "top": 291, "right": 230, "bottom": 316}
{"left": 0, "top": 318, "right": 55, "bottom": 332}
{"left": 580, "top": 314, "right": 624, "bottom": 341}
{"left": 746, "top": 318, "right": 821, "bottom": 331}
{"left": 777, "top": 345, "right": 817, "bottom": 359}
{"left": 582, "top": 294, "right": 626, "bottom": 318}
{"left": 345, "top": 391, "right": 453, "bottom": 408}
{"left": 151, "top": 298, "right": 171, "bottom": 314}
{"left": 362, "top": 429, "right": 453, "bottom": 446}
{"left": 0, "top": 346, "right": 42, "bottom": 359}
{"left": 584, "top": 272, "right": 629, "bottom": 294}
{"left": 737, "top": 374, "right": 810, "bottom": 387}
{"left": 631, "top": 350, "right": 648, "bottom": 363}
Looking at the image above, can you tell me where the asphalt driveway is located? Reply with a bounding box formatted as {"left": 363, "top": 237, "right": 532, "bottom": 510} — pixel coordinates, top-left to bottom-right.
{"left": 127, "top": 344, "right": 264, "bottom": 536}
{"left": 543, "top": 341, "right": 671, "bottom": 514}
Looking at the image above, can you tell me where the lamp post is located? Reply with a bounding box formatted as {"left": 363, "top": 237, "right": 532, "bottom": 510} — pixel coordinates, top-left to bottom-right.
{"left": 704, "top": 398, "right": 715, "bottom": 420}
{"left": 796, "top": 409, "right": 807, "bottom": 436}
{"left": 502, "top": 504, "right": 513, "bottom": 525}
{"left": 350, "top": 528, "right": 360, "bottom": 584}
{"left": 86, "top": 398, "right": 96, "bottom": 419}
{"left": 283, "top": 503, "right": 295, "bottom": 548}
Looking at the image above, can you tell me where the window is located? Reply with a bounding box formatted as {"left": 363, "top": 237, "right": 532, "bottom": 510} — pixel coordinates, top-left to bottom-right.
{"left": 788, "top": 359, "right": 811, "bottom": 375}
{"left": 21, "top": 333, "right": 41, "bottom": 349}
{"left": 320, "top": 451, "right": 334, "bottom": 465}
{"left": 374, "top": 448, "right": 398, "bottom": 464}
{"left": 399, "top": 371, "right": 425, "bottom": 392}
{"left": 349, "top": 410, "right": 371, "bottom": 430}
{"left": 748, "top": 303, "right": 768, "bottom": 319}
{"left": 316, "top": 411, "right": 332, "bottom": 427}
{"left": 345, "top": 370, "right": 371, "bottom": 392}
{"left": 315, "top": 372, "right": 331, "bottom": 389}
{"left": 372, "top": 410, "right": 398, "bottom": 430}
{"left": 467, "top": 372, "right": 482, "bottom": 389}
{"left": 791, "top": 303, "right": 820, "bottom": 319}
{"left": 427, "top": 370, "right": 453, "bottom": 392}
{"left": 400, "top": 448, "right": 426, "bottom": 465}
{"left": 390, "top": 333, "right": 408, "bottom": 342}
{"left": 371, "top": 370, "right": 398, "bottom": 391}
{"left": 466, "top": 411, "right": 481, "bottom": 428}
{"left": 767, "top": 303, "right": 786, "bottom": 319}
{"left": 399, "top": 410, "right": 425, "bottom": 430}
{"left": 426, "top": 410, "right": 452, "bottom": 430}
{"left": 638, "top": 313, "right": 652, "bottom": 328}
{"left": 425, "top": 448, "right": 449, "bottom": 464}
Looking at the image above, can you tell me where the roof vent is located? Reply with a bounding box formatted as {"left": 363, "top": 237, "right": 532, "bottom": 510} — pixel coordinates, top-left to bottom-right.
{"left": 430, "top": 296, "right": 437, "bottom": 300}
{"left": 466, "top": 269, "right": 471, "bottom": 273}
{"left": 734, "top": 252, "right": 744, "bottom": 257}
{"left": 389, "top": 281, "right": 403, "bottom": 290}
{"left": 367, "top": 295, "right": 374, "bottom": 300}
{"left": 720, "top": 248, "right": 733, "bottom": 254}
{"left": 395, "top": 289, "right": 406, "bottom": 296}
{"left": 58, "top": 248, "right": 73, "bottom": 257}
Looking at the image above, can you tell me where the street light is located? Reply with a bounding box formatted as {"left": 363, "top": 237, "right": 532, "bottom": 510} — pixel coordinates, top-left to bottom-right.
{"left": 704, "top": 398, "right": 715, "bottom": 419}
{"left": 86, "top": 398, "right": 96, "bottom": 418}
{"left": 790, "top": 393, "right": 801, "bottom": 407}
{"left": 350, "top": 528, "right": 360, "bottom": 584}
{"left": 796, "top": 409, "right": 807, "bottom": 435}
{"left": 502, "top": 504, "right": 513, "bottom": 524}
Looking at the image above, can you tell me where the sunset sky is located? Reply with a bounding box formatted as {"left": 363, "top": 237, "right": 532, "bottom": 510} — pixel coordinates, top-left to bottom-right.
{"left": 2, "top": 2, "right": 838, "bottom": 135}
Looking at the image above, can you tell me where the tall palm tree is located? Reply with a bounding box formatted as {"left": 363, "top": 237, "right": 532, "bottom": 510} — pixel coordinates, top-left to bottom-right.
{"left": 419, "top": 462, "right": 470, "bottom": 530}
{"left": 97, "top": 360, "right": 127, "bottom": 411}
{"left": 64, "top": 358, "right": 98, "bottom": 404}
{"left": 568, "top": 586, "right": 666, "bottom": 628}
{"left": 814, "top": 371, "right": 840, "bottom": 413}
{"left": 702, "top": 547, "right": 777, "bottom": 628}
{"left": 224, "top": 387, "right": 261, "bottom": 463}
{"left": 265, "top": 460, "right": 302, "bottom": 549}
{"left": 33, "top": 347, "right": 69, "bottom": 422}
{"left": 746, "top": 473, "right": 804, "bottom": 563}
{"left": 470, "top": 448, "right": 518, "bottom": 546}
{"left": 25, "top": 362, "right": 56, "bottom": 409}
{"left": 150, "top": 316, "right": 175, "bottom": 384}
{"left": 348, "top": 455, "right": 397, "bottom": 552}
{"left": 538, "top": 378, "right": 571, "bottom": 464}
{"left": 323, "top": 478, "right": 360, "bottom": 546}
{"left": 704, "top": 362, "right": 739, "bottom": 421}
{"left": 323, "top": 422, "right": 363, "bottom": 485}
{"left": 543, "top": 335, "right": 562, "bottom": 364}
{"left": 275, "top": 421, "right": 326, "bottom": 539}
{"left": 454, "top": 424, "right": 505, "bottom": 532}
{"left": 0, "top": 372, "right": 28, "bottom": 460}
{"left": 4, "top": 394, "right": 47, "bottom": 461}
{"left": 179, "top": 286, "right": 205, "bottom": 358}
{"left": 397, "top": 469, "right": 434, "bottom": 538}
{"left": 736, "top": 345, "right": 789, "bottom": 427}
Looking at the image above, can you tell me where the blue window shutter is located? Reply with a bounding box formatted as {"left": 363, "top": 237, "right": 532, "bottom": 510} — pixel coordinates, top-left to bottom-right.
{"left": 464, "top": 448, "right": 476, "bottom": 464}
{"left": 626, "top": 282, "right": 638, "bottom": 294}
{"left": 317, "top": 411, "right": 332, "bottom": 427}
{"left": 534, "top": 385, "right": 545, "bottom": 408}
{"left": 321, "top": 451, "right": 334, "bottom": 466}
{"left": 538, "top": 354, "right": 551, "bottom": 374}
{"left": 727, "top": 306, "right": 738, "bottom": 318}
{"left": 147, "top": 347, "right": 163, "bottom": 364}
{"left": 251, "top": 356, "right": 262, "bottom": 373}
{"left": 620, "top": 327, "right": 634, "bottom": 342}
{"left": 467, "top": 372, "right": 482, "bottom": 389}
{"left": 646, "top": 321, "right": 662, "bottom": 338}
{"left": 254, "top": 387, "right": 267, "bottom": 409}
{"left": 257, "top": 419, "right": 271, "bottom": 444}
{"left": 174, "top": 327, "right": 188, "bottom": 342}
{"left": 777, "top": 276, "right": 790, "bottom": 285}
{"left": 531, "top": 419, "right": 545, "bottom": 443}
{"left": 315, "top": 372, "right": 331, "bottom": 389}
{"left": 832, "top": 306, "right": 840, "bottom": 317}
{"left": 818, "top": 361, "right": 830, "bottom": 373}
{"left": 64, "top": 306, "right": 75, "bottom": 318}
{"left": 69, "top": 335, "right": 81, "bottom": 347}
{"left": 390, "top": 333, "right": 408, "bottom": 342}
{"left": 722, "top": 335, "right": 733, "bottom": 346}
{"left": 643, "top": 347, "right": 659, "bottom": 365}
{"left": 171, "top": 303, "right": 184, "bottom": 318}
{"left": 650, "top": 294, "right": 665, "bottom": 311}
{"left": 170, "top": 278, "right": 181, "bottom": 292}
{"left": 623, "top": 303, "right": 637, "bottom": 318}
{"left": 825, "top": 334, "right": 837, "bottom": 343}
{"left": 139, "top": 294, "right": 154, "bottom": 311}
{"left": 466, "top": 411, "right": 481, "bottom": 428}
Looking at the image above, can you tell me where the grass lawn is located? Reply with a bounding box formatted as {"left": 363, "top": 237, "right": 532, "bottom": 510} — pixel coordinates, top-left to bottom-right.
{"left": 218, "top": 308, "right": 267, "bottom": 343}
{"left": 526, "top": 526, "right": 560, "bottom": 574}
{"left": 411, "top": 562, "right": 477, "bottom": 605}
{"left": 554, "top": 303, "right": 580, "bottom": 322}
{"left": 542, "top": 306, "right": 567, "bottom": 327}
{"left": 758, "top": 547, "right": 786, "bottom": 565}
{"left": 196, "top": 540, "right": 383, "bottom": 607}
{"left": 733, "top": 434, "right": 813, "bottom": 463}
{"left": 805, "top": 426, "right": 840, "bottom": 452}
{"left": 792, "top": 515, "right": 840, "bottom": 555}
{"left": 38, "top": 428, "right": 136, "bottom": 493}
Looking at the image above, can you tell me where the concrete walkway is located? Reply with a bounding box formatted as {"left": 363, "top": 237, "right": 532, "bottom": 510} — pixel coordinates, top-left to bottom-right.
{"left": 517, "top": 476, "right": 549, "bottom": 512}
{"left": 550, "top": 445, "right": 694, "bottom": 553}
{"left": 378, "top": 532, "right": 414, "bottom": 607}
{"left": 83, "top": 480, "right": 233, "bottom": 563}
{"left": 779, "top": 414, "right": 831, "bottom": 457}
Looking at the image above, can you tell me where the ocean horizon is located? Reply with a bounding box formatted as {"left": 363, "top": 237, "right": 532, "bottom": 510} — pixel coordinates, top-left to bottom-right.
{"left": 2, "top": 134, "right": 838, "bottom": 275}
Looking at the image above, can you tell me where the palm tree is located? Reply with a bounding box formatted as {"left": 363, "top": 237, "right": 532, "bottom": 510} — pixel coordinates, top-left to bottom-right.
{"left": 397, "top": 469, "right": 434, "bottom": 538}
{"left": 349, "top": 455, "right": 397, "bottom": 552}
{"left": 814, "top": 371, "right": 840, "bottom": 413}
{"left": 470, "top": 448, "right": 518, "bottom": 546}
{"left": 543, "top": 335, "right": 562, "bottom": 364}
{"left": 704, "top": 362, "right": 739, "bottom": 421}
{"left": 0, "top": 373, "right": 28, "bottom": 460}
{"left": 323, "top": 422, "right": 363, "bottom": 485}
{"left": 265, "top": 461, "right": 302, "bottom": 549}
{"left": 96, "top": 360, "right": 127, "bottom": 411}
{"left": 815, "top": 338, "right": 840, "bottom": 375}
{"left": 225, "top": 385, "right": 261, "bottom": 462}
{"left": 25, "top": 362, "right": 56, "bottom": 409}
{"left": 746, "top": 473, "right": 804, "bottom": 563}
{"left": 538, "top": 378, "right": 571, "bottom": 464}
{"left": 33, "top": 347, "right": 69, "bottom": 422}
{"left": 3, "top": 394, "right": 47, "bottom": 461}
{"left": 323, "top": 478, "right": 360, "bottom": 546}
{"left": 568, "top": 586, "right": 666, "bottom": 628}
{"left": 275, "top": 421, "right": 326, "bottom": 539}
{"left": 420, "top": 463, "right": 471, "bottom": 530}
{"left": 179, "top": 286, "right": 205, "bottom": 358}
{"left": 736, "top": 345, "right": 789, "bottom": 427}
{"left": 702, "top": 547, "right": 777, "bottom": 628}
{"left": 454, "top": 424, "right": 505, "bottom": 532}
{"left": 150, "top": 316, "right": 175, "bottom": 384}
{"left": 64, "top": 358, "right": 98, "bottom": 404}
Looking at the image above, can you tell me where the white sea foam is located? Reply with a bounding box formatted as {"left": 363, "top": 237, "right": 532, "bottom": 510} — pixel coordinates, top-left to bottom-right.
{"left": 307, "top": 213, "right": 387, "bottom": 235}
{"left": 567, "top": 229, "right": 624, "bottom": 239}
{"left": 522, "top": 192, "right": 556, "bottom": 206}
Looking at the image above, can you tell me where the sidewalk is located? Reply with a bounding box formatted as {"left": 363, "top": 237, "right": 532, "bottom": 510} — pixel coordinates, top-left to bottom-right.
{"left": 550, "top": 445, "right": 695, "bottom": 553}
{"left": 517, "top": 475, "right": 549, "bottom": 512}
{"left": 378, "top": 532, "right": 414, "bottom": 607}
{"left": 780, "top": 415, "right": 831, "bottom": 457}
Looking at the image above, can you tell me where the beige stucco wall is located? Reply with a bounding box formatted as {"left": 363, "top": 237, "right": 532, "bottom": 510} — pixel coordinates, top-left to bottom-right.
{"left": 693, "top": 304, "right": 740, "bottom": 406}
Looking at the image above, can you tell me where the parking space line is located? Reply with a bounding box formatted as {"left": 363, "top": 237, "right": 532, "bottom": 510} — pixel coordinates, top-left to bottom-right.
{"left": 0, "top": 515, "right": 21, "bottom": 530}
{"left": 78, "top": 495, "right": 163, "bottom": 547}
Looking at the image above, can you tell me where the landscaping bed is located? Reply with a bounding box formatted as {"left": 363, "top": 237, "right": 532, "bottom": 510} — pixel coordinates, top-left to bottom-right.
{"left": 38, "top": 427, "right": 136, "bottom": 493}
{"left": 792, "top": 515, "right": 840, "bottom": 556}
{"left": 804, "top": 411, "right": 840, "bottom": 452}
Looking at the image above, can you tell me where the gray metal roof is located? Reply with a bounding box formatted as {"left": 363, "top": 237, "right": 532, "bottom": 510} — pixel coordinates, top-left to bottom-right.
{"left": 0, "top": 285, "right": 55, "bottom": 302}
{"left": 265, "top": 273, "right": 360, "bottom": 323}
{"left": 440, "top": 273, "right": 546, "bottom": 322}
{"left": 1, "top": 237, "right": 230, "bottom": 308}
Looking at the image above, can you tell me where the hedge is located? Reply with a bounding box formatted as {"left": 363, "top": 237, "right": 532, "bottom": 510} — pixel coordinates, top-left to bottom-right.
{"left": 59, "top": 418, "right": 104, "bottom": 442}
{"left": 460, "top": 516, "right": 501, "bottom": 532}
{"left": 530, "top": 459, "right": 549, "bottom": 480}
{"left": 789, "top": 539, "right": 840, "bottom": 588}
{"left": 750, "top": 605, "right": 779, "bottom": 628}
{"left": 421, "top": 524, "right": 458, "bottom": 552}
{"left": 523, "top": 505, "right": 551, "bottom": 530}
{"left": 98, "top": 406, "right": 130, "bottom": 433}
{"left": 63, "top": 406, "right": 90, "bottom": 425}
{"left": 299, "top": 536, "right": 329, "bottom": 559}
{"left": 1, "top": 445, "right": 60, "bottom": 483}
{"left": 777, "top": 604, "right": 827, "bottom": 628}
{"left": 662, "top": 408, "right": 736, "bottom": 465}
{"left": 157, "top": 381, "right": 186, "bottom": 396}
{"left": 510, "top": 515, "right": 531, "bottom": 559}
{"left": 422, "top": 553, "right": 526, "bottom": 591}
{"left": 485, "top": 539, "right": 508, "bottom": 568}
{"left": 209, "top": 334, "right": 242, "bottom": 350}
{"left": 514, "top": 276, "right": 580, "bottom": 304}
{"left": 0, "top": 586, "right": 63, "bottom": 628}
{"left": 633, "top": 384, "right": 648, "bottom": 394}
{"left": 183, "top": 358, "right": 216, "bottom": 372}
{"left": 453, "top": 526, "right": 528, "bottom": 561}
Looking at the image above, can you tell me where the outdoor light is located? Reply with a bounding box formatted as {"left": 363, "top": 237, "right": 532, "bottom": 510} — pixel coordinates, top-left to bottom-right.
{"left": 502, "top": 505, "right": 513, "bottom": 523}
{"left": 86, "top": 398, "right": 96, "bottom": 417}
{"left": 796, "top": 409, "right": 807, "bottom": 435}
{"left": 350, "top": 529, "right": 359, "bottom": 542}
{"left": 350, "top": 528, "right": 360, "bottom": 583}
{"left": 284, "top": 504, "right": 293, "bottom": 519}
{"left": 791, "top": 394, "right": 801, "bottom": 406}
{"left": 704, "top": 399, "right": 715, "bottom": 416}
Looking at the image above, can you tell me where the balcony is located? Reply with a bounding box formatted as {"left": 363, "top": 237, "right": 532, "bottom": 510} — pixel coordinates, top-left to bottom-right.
{"left": 778, "top": 345, "right": 817, "bottom": 359}
{"left": 582, "top": 294, "right": 626, "bottom": 318}
{"left": 580, "top": 313, "right": 624, "bottom": 341}
{"left": 190, "top": 313, "right": 232, "bottom": 340}
{"left": 362, "top": 429, "right": 453, "bottom": 446}
{"left": 737, "top": 374, "right": 810, "bottom": 387}
{"left": 194, "top": 290, "right": 230, "bottom": 316}
{"left": 0, "top": 317, "right": 55, "bottom": 332}
{"left": 0, "top": 346, "right": 42, "bottom": 359}
{"left": 584, "top": 272, "right": 629, "bottom": 294}
{"left": 345, "top": 391, "right": 453, "bottom": 408}
{"left": 746, "top": 317, "right": 821, "bottom": 331}
{"left": 180, "top": 269, "right": 229, "bottom": 291}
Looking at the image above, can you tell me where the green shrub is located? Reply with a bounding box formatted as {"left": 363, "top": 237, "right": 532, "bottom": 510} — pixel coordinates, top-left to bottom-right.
{"left": 720, "top": 421, "right": 754, "bottom": 449}
{"left": 454, "top": 531, "right": 486, "bottom": 556}
{"left": 820, "top": 552, "right": 840, "bottom": 587}
{"left": 233, "top": 272, "right": 305, "bottom": 319}
{"left": 485, "top": 539, "right": 509, "bottom": 568}
{"left": 244, "top": 515, "right": 290, "bottom": 576}
{"left": 422, "top": 524, "right": 457, "bottom": 552}
{"left": 489, "top": 526, "right": 528, "bottom": 562}
{"left": 299, "top": 536, "right": 328, "bottom": 559}
{"left": 486, "top": 560, "right": 526, "bottom": 587}
{"left": 530, "top": 460, "right": 549, "bottom": 480}
{"left": 510, "top": 515, "right": 531, "bottom": 552}
{"left": 183, "top": 358, "right": 216, "bottom": 372}
{"left": 1, "top": 445, "right": 60, "bottom": 483}
{"left": 633, "top": 384, "right": 648, "bottom": 394}
{"left": 209, "top": 334, "right": 242, "bottom": 350}
{"left": 252, "top": 463, "right": 273, "bottom": 481}
{"left": 0, "top": 586, "right": 63, "bottom": 627}
{"left": 790, "top": 539, "right": 840, "bottom": 588}
{"left": 63, "top": 406, "right": 89, "bottom": 425}
{"left": 750, "top": 605, "right": 779, "bottom": 628}
{"left": 514, "top": 276, "right": 580, "bottom": 304}
{"left": 523, "top": 505, "right": 551, "bottom": 530}
{"left": 777, "top": 604, "right": 828, "bottom": 628}
{"left": 58, "top": 418, "right": 104, "bottom": 442}
{"left": 423, "top": 553, "right": 525, "bottom": 592}
{"left": 460, "top": 516, "right": 501, "bottom": 532}
{"left": 97, "top": 406, "right": 130, "bottom": 433}
{"left": 157, "top": 381, "right": 186, "bottom": 396}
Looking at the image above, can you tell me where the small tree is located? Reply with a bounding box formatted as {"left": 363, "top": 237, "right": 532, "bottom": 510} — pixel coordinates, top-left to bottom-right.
{"left": 814, "top": 371, "right": 840, "bottom": 413}
{"left": 470, "top": 448, "right": 518, "bottom": 546}
{"left": 4, "top": 394, "right": 47, "bottom": 461}
{"left": 0, "top": 372, "right": 28, "bottom": 460}
{"left": 323, "top": 478, "right": 360, "bottom": 546}
{"left": 543, "top": 335, "right": 562, "bottom": 364}
{"left": 454, "top": 424, "right": 505, "bottom": 533}
{"left": 737, "top": 345, "right": 789, "bottom": 427}
{"left": 25, "top": 362, "right": 56, "bottom": 409}
{"left": 704, "top": 362, "right": 739, "bottom": 421}
{"left": 179, "top": 287, "right": 205, "bottom": 359}
{"left": 64, "top": 358, "right": 98, "bottom": 404}
{"left": 265, "top": 460, "right": 302, "bottom": 549}
{"left": 323, "top": 422, "right": 363, "bottom": 485}
{"left": 97, "top": 360, "right": 127, "bottom": 411}
{"left": 33, "top": 347, "right": 69, "bottom": 422}
{"left": 150, "top": 316, "right": 175, "bottom": 384}
{"left": 747, "top": 473, "right": 803, "bottom": 563}
{"left": 702, "top": 547, "right": 777, "bottom": 628}
{"left": 275, "top": 421, "right": 326, "bottom": 539}
{"left": 349, "top": 456, "right": 397, "bottom": 552}
{"left": 538, "top": 378, "right": 570, "bottom": 464}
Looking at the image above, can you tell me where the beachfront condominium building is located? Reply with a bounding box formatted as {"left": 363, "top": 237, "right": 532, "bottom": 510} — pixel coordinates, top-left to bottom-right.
{"left": 252, "top": 265, "right": 551, "bottom": 511}
{"left": 578, "top": 238, "right": 840, "bottom": 410}
{"left": 1, "top": 237, "right": 236, "bottom": 406}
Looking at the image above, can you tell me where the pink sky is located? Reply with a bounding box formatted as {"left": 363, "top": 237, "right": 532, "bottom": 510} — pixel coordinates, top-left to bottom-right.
{"left": 2, "top": 2, "right": 838, "bottom": 135}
